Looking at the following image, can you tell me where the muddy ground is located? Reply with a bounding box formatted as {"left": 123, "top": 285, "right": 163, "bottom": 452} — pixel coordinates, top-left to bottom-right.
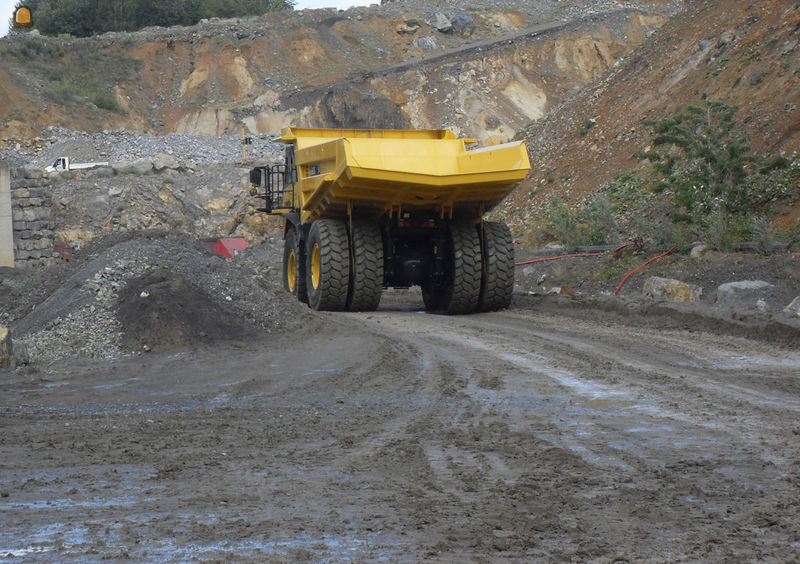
{"left": 2, "top": 237, "right": 800, "bottom": 561}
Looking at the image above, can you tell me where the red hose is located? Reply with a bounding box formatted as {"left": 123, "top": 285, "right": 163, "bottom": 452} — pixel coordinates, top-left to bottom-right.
{"left": 514, "top": 242, "right": 638, "bottom": 266}
{"left": 614, "top": 246, "right": 677, "bottom": 295}
{"left": 515, "top": 252, "right": 602, "bottom": 266}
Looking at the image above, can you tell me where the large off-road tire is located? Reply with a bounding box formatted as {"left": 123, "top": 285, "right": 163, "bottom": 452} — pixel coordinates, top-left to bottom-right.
{"left": 424, "top": 223, "right": 483, "bottom": 314}
{"left": 283, "top": 227, "right": 308, "bottom": 304}
{"left": 306, "top": 219, "right": 351, "bottom": 311}
{"left": 478, "top": 221, "right": 515, "bottom": 312}
{"left": 347, "top": 221, "right": 384, "bottom": 312}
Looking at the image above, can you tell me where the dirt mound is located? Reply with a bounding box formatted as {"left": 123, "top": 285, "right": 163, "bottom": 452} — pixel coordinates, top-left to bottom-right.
{"left": 117, "top": 268, "right": 252, "bottom": 353}
{"left": 11, "top": 230, "right": 311, "bottom": 364}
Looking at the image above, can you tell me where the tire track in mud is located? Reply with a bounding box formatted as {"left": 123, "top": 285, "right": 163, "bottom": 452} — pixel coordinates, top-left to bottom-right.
{"left": 474, "top": 310, "right": 800, "bottom": 446}
{"left": 350, "top": 307, "right": 800, "bottom": 560}
{"left": 0, "top": 325, "right": 429, "bottom": 562}
{"left": 3, "top": 305, "right": 799, "bottom": 561}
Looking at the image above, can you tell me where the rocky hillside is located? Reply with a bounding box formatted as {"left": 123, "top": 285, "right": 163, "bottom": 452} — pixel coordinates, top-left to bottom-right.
{"left": 1, "top": 0, "right": 797, "bottom": 253}
{"left": 1, "top": 0, "right": 679, "bottom": 144}
{"left": 500, "top": 0, "right": 800, "bottom": 237}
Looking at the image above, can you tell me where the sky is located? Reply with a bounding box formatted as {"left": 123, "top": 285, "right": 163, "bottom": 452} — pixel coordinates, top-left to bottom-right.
{"left": 0, "top": 0, "right": 16, "bottom": 38}
{"left": 0, "top": 0, "right": 374, "bottom": 37}
{"left": 294, "top": 0, "right": 373, "bottom": 9}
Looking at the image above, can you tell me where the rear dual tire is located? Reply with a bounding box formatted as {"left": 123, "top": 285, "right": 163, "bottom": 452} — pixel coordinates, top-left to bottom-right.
{"left": 423, "top": 221, "right": 514, "bottom": 314}
{"left": 423, "top": 223, "right": 483, "bottom": 315}
{"left": 347, "top": 221, "right": 384, "bottom": 312}
{"left": 478, "top": 221, "right": 514, "bottom": 312}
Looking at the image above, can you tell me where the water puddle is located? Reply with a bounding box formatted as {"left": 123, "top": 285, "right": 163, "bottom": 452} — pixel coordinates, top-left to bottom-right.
{"left": 130, "top": 533, "right": 408, "bottom": 561}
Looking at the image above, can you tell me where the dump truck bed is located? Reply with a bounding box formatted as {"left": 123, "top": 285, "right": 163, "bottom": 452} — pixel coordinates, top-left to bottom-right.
{"left": 278, "top": 127, "right": 531, "bottom": 223}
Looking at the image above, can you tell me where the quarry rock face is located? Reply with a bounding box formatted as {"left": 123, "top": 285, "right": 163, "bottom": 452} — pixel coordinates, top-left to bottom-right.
{"left": 0, "top": 1, "right": 677, "bottom": 145}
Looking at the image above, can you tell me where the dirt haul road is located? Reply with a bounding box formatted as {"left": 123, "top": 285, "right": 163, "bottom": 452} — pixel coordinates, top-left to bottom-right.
{"left": 2, "top": 292, "right": 800, "bottom": 561}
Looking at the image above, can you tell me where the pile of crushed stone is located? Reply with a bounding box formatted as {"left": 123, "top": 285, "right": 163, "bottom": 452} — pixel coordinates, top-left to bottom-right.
{"left": 2, "top": 127, "right": 285, "bottom": 170}
{"left": 9, "top": 230, "right": 311, "bottom": 365}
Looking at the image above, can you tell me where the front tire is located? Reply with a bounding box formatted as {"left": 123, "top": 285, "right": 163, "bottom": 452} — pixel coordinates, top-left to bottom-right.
{"left": 283, "top": 227, "right": 308, "bottom": 304}
{"left": 306, "top": 219, "right": 351, "bottom": 311}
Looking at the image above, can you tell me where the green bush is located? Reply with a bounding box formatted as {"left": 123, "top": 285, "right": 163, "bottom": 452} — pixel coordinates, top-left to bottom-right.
{"left": 702, "top": 208, "right": 753, "bottom": 251}
{"left": 578, "top": 116, "right": 596, "bottom": 136}
{"left": 14, "top": 0, "right": 295, "bottom": 37}
{"left": 46, "top": 80, "right": 77, "bottom": 104}
{"left": 546, "top": 195, "right": 620, "bottom": 247}
{"left": 90, "top": 91, "right": 121, "bottom": 112}
{"left": 751, "top": 216, "right": 773, "bottom": 255}
{"left": 546, "top": 196, "right": 583, "bottom": 247}
{"left": 637, "top": 99, "right": 758, "bottom": 214}
{"left": 601, "top": 172, "right": 651, "bottom": 213}
{"left": 636, "top": 99, "right": 800, "bottom": 218}
{"left": 542, "top": 101, "right": 797, "bottom": 251}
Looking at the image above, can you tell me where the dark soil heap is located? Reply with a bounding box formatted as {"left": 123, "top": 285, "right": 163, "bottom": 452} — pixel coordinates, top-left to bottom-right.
{"left": 117, "top": 268, "right": 253, "bottom": 353}
{"left": 2, "top": 230, "right": 311, "bottom": 364}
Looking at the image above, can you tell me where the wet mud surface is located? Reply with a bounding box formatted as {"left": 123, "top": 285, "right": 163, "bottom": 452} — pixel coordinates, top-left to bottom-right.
{"left": 2, "top": 291, "right": 800, "bottom": 561}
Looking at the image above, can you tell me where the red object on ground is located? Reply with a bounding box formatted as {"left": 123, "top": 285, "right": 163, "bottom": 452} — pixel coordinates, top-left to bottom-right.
{"left": 205, "top": 238, "right": 249, "bottom": 258}
{"left": 614, "top": 246, "right": 677, "bottom": 295}
{"left": 54, "top": 244, "right": 73, "bottom": 261}
{"left": 515, "top": 252, "right": 602, "bottom": 266}
{"left": 514, "top": 242, "right": 639, "bottom": 267}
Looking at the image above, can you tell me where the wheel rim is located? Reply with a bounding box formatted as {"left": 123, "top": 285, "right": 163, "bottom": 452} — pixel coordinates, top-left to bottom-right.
{"left": 287, "top": 249, "right": 297, "bottom": 293}
{"left": 311, "top": 244, "right": 321, "bottom": 290}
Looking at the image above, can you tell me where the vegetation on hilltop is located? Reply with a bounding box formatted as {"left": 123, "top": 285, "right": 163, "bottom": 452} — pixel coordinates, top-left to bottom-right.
{"left": 10, "top": 0, "right": 295, "bottom": 37}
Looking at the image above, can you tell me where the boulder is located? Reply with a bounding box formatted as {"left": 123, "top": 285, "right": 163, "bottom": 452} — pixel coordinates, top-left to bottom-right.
{"left": 783, "top": 296, "right": 800, "bottom": 318}
{"left": 153, "top": 153, "right": 179, "bottom": 171}
{"left": 413, "top": 35, "right": 439, "bottom": 49}
{"left": 116, "top": 159, "right": 153, "bottom": 175}
{"left": 0, "top": 327, "right": 14, "bottom": 370}
{"left": 689, "top": 244, "right": 709, "bottom": 258}
{"left": 449, "top": 9, "right": 476, "bottom": 34}
{"left": 396, "top": 23, "right": 419, "bottom": 35}
{"left": 434, "top": 13, "right": 452, "bottom": 33}
{"left": 644, "top": 276, "right": 703, "bottom": 303}
{"left": 716, "top": 280, "right": 775, "bottom": 307}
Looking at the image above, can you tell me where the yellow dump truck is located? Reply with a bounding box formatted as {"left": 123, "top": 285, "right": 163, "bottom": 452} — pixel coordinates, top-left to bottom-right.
{"left": 249, "top": 127, "right": 530, "bottom": 313}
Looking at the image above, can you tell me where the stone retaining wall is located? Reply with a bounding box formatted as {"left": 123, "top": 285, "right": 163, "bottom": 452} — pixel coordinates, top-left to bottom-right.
{"left": 10, "top": 169, "right": 58, "bottom": 268}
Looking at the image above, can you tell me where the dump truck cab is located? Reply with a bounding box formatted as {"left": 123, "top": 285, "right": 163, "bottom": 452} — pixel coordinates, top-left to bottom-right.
{"left": 250, "top": 127, "right": 530, "bottom": 314}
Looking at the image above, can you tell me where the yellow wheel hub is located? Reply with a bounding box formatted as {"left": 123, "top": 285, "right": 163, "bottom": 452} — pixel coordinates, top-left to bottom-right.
{"left": 287, "top": 249, "right": 297, "bottom": 293}
{"left": 311, "top": 244, "right": 321, "bottom": 290}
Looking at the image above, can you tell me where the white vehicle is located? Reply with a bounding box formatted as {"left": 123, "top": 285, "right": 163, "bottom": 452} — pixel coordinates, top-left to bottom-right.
{"left": 45, "top": 157, "right": 109, "bottom": 173}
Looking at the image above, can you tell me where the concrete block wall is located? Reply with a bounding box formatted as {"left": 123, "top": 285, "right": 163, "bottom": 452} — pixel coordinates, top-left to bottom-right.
{"left": 10, "top": 169, "right": 58, "bottom": 268}
{"left": 0, "top": 166, "right": 12, "bottom": 267}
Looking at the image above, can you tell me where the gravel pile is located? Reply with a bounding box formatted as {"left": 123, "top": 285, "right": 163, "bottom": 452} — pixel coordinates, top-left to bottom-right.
{"left": 2, "top": 128, "right": 285, "bottom": 170}
{"left": 11, "top": 230, "right": 310, "bottom": 365}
